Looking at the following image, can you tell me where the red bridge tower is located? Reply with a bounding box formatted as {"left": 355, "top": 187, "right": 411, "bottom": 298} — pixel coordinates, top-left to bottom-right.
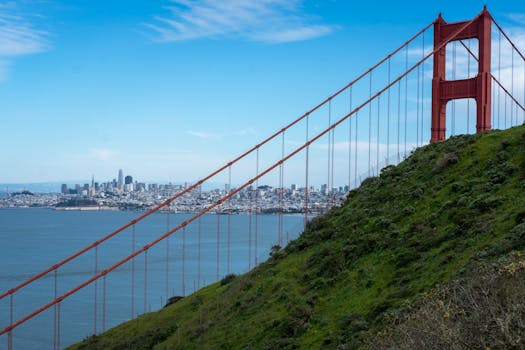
{"left": 431, "top": 7, "right": 492, "bottom": 142}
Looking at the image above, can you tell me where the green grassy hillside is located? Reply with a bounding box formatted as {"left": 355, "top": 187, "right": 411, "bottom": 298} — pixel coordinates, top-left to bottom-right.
{"left": 70, "top": 125, "right": 525, "bottom": 349}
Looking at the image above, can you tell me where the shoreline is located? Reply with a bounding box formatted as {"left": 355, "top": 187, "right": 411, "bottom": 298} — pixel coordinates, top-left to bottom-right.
{"left": 53, "top": 206, "right": 119, "bottom": 211}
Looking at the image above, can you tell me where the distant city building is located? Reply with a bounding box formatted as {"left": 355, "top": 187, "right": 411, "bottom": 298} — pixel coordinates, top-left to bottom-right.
{"left": 118, "top": 169, "right": 124, "bottom": 189}
{"left": 61, "top": 184, "right": 68, "bottom": 194}
{"left": 125, "top": 175, "right": 133, "bottom": 185}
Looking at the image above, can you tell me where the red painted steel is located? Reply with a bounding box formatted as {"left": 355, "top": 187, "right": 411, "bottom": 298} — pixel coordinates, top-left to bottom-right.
{"left": 459, "top": 39, "right": 525, "bottom": 113}
{"left": 0, "top": 21, "right": 433, "bottom": 308}
{"left": 431, "top": 7, "right": 492, "bottom": 142}
{"left": 2, "top": 13, "right": 483, "bottom": 337}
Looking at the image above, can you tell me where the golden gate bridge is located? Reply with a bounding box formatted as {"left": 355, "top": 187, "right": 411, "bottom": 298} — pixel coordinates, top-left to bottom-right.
{"left": 1, "top": 7, "right": 525, "bottom": 349}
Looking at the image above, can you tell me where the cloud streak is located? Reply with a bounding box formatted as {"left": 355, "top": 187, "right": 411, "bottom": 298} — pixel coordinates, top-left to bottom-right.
{"left": 0, "top": 3, "right": 48, "bottom": 80}
{"left": 146, "top": 0, "right": 336, "bottom": 43}
{"left": 89, "top": 148, "right": 119, "bottom": 162}
{"left": 186, "top": 130, "right": 219, "bottom": 139}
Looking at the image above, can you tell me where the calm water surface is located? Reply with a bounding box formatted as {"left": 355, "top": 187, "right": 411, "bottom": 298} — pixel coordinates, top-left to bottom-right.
{"left": 0, "top": 208, "right": 304, "bottom": 349}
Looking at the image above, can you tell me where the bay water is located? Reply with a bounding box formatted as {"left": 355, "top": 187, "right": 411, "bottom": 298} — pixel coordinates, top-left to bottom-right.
{"left": 0, "top": 208, "right": 304, "bottom": 349}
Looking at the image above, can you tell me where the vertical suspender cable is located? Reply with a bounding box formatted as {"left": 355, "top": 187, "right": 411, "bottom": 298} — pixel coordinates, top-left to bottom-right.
{"left": 279, "top": 132, "right": 284, "bottom": 246}
{"left": 354, "top": 111, "right": 358, "bottom": 188}
{"left": 182, "top": 226, "right": 186, "bottom": 296}
{"left": 8, "top": 295, "right": 13, "bottom": 350}
{"left": 131, "top": 225, "right": 135, "bottom": 319}
{"left": 387, "top": 58, "right": 391, "bottom": 162}
{"left": 197, "top": 214, "right": 201, "bottom": 289}
{"left": 452, "top": 41, "right": 456, "bottom": 135}
{"left": 348, "top": 86, "right": 352, "bottom": 189}
{"left": 254, "top": 148, "right": 259, "bottom": 266}
{"left": 404, "top": 45, "right": 408, "bottom": 156}
{"left": 144, "top": 249, "right": 148, "bottom": 314}
{"left": 510, "top": 47, "right": 518, "bottom": 127}
{"left": 93, "top": 245, "right": 98, "bottom": 335}
{"left": 421, "top": 31, "right": 425, "bottom": 144}
{"left": 368, "top": 72, "right": 372, "bottom": 177}
{"left": 376, "top": 96, "right": 381, "bottom": 175}
{"left": 248, "top": 184, "right": 252, "bottom": 270}
{"left": 102, "top": 275, "right": 106, "bottom": 332}
{"left": 305, "top": 114, "right": 310, "bottom": 227}
{"left": 56, "top": 302, "right": 61, "bottom": 350}
{"left": 331, "top": 109, "right": 335, "bottom": 206}
{"left": 53, "top": 270, "right": 58, "bottom": 350}
{"left": 227, "top": 166, "right": 231, "bottom": 275}
{"left": 498, "top": 29, "right": 502, "bottom": 129}
{"left": 165, "top": 234, "right": 169, "bottom": 304}
{"left": 397, "top": 80, "right": 401, "bottom": 162}
{"left": 216, "top": 211, "right": 220, "bottom": 280}
{"left": 327, "top": 101, "right": 331, "bottom": 205}
{"left": 467, "top": 39, "right": 471, "bottom": 133}
{"left": 505, "top": 91, "right": 508, "bottom": 128}
{"left": 416, "top": 46, "right": 420, "bottom": 146}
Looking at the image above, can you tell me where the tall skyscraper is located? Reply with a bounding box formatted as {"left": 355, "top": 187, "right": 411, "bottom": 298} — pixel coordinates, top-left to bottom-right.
{"left": 118, "top": 169, "right": 124, "bottom": 189}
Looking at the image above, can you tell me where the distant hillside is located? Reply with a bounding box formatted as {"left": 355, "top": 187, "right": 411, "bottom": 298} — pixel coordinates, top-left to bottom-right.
{"left": 70, "top": 125, "right": 525, "bottom": 349}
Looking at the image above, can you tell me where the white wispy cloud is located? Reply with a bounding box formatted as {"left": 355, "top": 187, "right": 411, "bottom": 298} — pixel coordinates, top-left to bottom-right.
{"left": 89, "top": 148, "right": 119, "bottom": 162}
{"left": 507, "top": 13, "right": 525, "bottom": 25}
{"left": 0, "top": 2, "right": 48, "bottom": 81}
{"left": 146, "top": 0, "right": 336, "bottom": 43}
{"left": 236, "top": 127, "right": 256, "bottom": 136}
{"left": 186, "top": 130, "right": 218, "bottom": 139}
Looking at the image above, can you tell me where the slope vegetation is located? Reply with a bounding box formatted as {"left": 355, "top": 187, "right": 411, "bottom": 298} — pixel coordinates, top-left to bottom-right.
{"left": 70, "top": 125, "right": 525, "bottom": 349}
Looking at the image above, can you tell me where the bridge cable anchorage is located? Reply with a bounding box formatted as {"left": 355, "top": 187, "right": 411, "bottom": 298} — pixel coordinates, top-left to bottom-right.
{"left": 1, "top": 13, "right": 481, "bottom": 337}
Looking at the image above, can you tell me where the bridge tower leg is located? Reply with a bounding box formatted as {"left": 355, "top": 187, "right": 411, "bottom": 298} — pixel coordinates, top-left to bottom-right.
{"left": 431, "top": 7, "right": 492, "bottom": 142}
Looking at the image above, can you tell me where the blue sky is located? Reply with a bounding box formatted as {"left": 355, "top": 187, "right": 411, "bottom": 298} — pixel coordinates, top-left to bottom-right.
{"left": 1, "top": 0, "right": 525, "bottom": 185}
